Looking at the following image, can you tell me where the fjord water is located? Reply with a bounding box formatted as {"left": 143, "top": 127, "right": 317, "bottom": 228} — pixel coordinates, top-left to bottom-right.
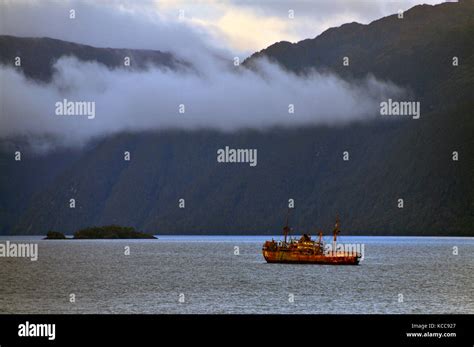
{"left": 0, "top": 236, "right": 472, "bottom": 314}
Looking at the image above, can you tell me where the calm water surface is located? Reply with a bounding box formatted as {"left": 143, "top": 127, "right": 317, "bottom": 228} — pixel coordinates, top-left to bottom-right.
{"left": 0, "top": 236, "right": 473, "bottom": 314}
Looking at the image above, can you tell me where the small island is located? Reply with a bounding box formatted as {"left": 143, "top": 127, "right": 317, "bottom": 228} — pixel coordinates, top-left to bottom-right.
{"left": 44, "top": 225, "right": 156, "bottom": 239}
{"left": 44, "top": 231, "right": 67, "bottom": 239}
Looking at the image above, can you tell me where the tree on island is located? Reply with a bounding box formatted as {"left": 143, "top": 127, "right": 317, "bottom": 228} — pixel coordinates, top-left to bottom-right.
{"left": 44, "top": 231, "right": 67, "bottom": 239}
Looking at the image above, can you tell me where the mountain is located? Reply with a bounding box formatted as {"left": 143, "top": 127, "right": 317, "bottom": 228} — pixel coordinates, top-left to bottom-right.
{"left": 245, "top": 1, "right": 473, "bottom": 104}
{"left": 0, "top": 1, "right": 473, "bottom": 235}
{"left": 0, "top": 35, "right": 189, "bottom": 82}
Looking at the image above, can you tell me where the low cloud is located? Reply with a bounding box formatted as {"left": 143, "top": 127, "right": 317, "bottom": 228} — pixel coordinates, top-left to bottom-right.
{"left": 0, "top": 55, "right": 404, "bottom": 150}
{"left": 0, "top": 0, "right": 407, "bottom": 151}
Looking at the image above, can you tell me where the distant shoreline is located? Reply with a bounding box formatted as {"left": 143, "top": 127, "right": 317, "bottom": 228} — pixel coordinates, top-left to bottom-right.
{"left": 43, "top": 226, "right": 157, "bottom": 240}
{"left": 1, "top": 235, "right": 472, "bottom": 239}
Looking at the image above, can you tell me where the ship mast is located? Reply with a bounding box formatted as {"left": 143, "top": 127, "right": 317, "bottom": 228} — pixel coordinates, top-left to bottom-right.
{"left": 332, "top": 214, "right": 340, "bottom": 254}
{"left": 283, "top": 208, "right": 290, "bottom": 244}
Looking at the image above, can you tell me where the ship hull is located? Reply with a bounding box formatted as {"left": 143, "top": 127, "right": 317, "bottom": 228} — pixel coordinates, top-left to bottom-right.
{"left": 263, "top": 250, "right": 360, "bottom": 265}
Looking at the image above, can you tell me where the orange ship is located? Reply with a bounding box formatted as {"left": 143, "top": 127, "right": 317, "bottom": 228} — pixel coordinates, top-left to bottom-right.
{"left": 262, "top": 212, "right": 361, "bottom": 265}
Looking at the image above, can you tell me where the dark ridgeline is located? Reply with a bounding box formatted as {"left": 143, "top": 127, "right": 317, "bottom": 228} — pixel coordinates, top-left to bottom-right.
{"left": 244, "top": 1, "right": 473, "bottom": 105}
{"left": 0, "top": 1, "right": 472, "bottom": 236}
{"left": 0, "top": 35, "right": 190, "bottom": 82}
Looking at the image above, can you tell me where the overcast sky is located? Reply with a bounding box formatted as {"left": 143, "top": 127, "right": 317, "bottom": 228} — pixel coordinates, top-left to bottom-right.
{"left": 1, "top": 0, "right": 446, "bottom": 56}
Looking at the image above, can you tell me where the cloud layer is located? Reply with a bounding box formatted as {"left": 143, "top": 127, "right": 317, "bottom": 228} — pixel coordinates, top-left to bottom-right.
{"left": 1, "top": 56, "right": 403, "bottom": 149}
{"left": 0, "top": 0, "right": 408, "bottom": 150}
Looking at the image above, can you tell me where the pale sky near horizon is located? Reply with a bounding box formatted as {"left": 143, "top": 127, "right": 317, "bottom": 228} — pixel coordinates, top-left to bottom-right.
{"left": 0, "top": 0, "right": 448, "bottom": 56}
